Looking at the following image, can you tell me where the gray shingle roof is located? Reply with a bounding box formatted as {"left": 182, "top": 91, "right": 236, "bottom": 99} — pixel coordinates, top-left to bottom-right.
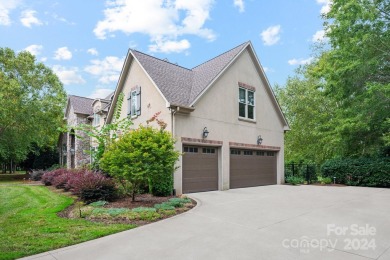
{"left": 68, "top": 95, "right": 94, "bottom": 115}
{"left": 132, "top": 42, "right": 248, "bottom": 106}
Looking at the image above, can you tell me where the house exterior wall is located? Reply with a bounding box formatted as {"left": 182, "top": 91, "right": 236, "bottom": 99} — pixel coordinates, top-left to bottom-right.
{"left": 65, "top": 106, "right": 91, "bottom": 168}
{"left": 117, "top": 59, "right": 172, "bottom": 131}
{"left": 174, "top": 49, "right": 285, "bottom": 194}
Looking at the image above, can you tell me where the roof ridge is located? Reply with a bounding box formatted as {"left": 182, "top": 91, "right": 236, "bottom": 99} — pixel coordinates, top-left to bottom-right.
{"left": 68, "top": 95, "right": 95, "bottom": 101}
{"left": 131, "top": 49, "right": 192, "bottom": 71}
{"left": 191, "top": 41, "right": 249, "bottom": 70}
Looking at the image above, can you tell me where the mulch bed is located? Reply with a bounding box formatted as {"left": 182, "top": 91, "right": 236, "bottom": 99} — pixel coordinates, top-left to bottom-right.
{"left": 57, "top": 193, "right": 196, "bottom": 226}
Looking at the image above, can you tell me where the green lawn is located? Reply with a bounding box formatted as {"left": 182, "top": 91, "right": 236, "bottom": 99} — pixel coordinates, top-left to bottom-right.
{"left": 0, "top": 182, "right": 135, "bottom": 260}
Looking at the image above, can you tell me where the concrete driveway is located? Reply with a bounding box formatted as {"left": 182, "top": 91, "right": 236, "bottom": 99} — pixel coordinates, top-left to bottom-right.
{"left": 22, "top": 185, "right": 390, "bottom": 260}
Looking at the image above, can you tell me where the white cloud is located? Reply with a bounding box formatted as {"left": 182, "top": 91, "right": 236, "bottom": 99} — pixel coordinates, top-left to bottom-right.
{"left": 0, "top": 0, "right": 21, "bottom": 26}
{"left": 54, "top": 47, "right": 72, "bottom": 60}
{"left": 52, "top": 65, "right": 86, "bottom": 85}
{"left": 88, "top": 88, "right": 115, "bottom": 99}
{"left": 84, "top": 56, "right": 124, "bottom": 84}
{"left": 24, "top": 44, "right": 43, "bottom": 56}
{"left": 93, "top": 0, "right": 215, "bottom": 53}
{"left": 20, "top": 10, "right": 42, "bottom": 28}
{"left": 233, "top": 0, "right": 244, "bottom": 13}
{"left": 260, "top": 25, "right": 281, "bottom": 46}
{"left": 51, "top": 13, "right": 75, "bottom": 25}
{"left": 316, "top": 0, "right": 331, "bottom": 14}
{"left": 149, "top": 39, "right": 190, "bottom": 53}
{"left": 87, "top": 48, "right": 99, "bottom": 56}
{"left": 312, "top": 29, "right": 326, "bottom": 42}
{"left": 288, "top": 57, "right": 314, "bottom": 66}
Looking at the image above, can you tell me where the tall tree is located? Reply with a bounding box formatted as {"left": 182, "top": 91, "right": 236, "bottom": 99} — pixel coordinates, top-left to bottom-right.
{"left": 314, "top": 0, "right": 390, "bottom": 156}
{"left": 0, "top": 48, "right": 66, "bottom": 172}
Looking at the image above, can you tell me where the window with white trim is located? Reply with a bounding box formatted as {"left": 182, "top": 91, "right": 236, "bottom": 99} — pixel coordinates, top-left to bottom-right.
{"left": 127, "top": 86, "right": 141, "bottom": 117}
{"left": 239, "top": 87, "right": 255, "bottom": 120}
{"left": 93, "top": 113, "right": 100, "bottom": 126}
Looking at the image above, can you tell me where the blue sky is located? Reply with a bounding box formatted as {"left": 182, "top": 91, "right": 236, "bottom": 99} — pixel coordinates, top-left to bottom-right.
{"left": 0, "top": 0, "right": 330, "bottom": 98}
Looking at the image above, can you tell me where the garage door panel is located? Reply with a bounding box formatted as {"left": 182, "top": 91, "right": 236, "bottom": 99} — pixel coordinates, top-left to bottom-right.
{"left": 183, "top": 146, "right": 218, "bottom": 193}
{"left": 230, "top": 150, "right": 277, "bottom": 189}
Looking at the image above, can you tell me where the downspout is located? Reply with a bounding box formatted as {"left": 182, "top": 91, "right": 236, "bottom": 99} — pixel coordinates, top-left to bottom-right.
{"left": 170, "top": 107, "right": 177, "bottom": 138}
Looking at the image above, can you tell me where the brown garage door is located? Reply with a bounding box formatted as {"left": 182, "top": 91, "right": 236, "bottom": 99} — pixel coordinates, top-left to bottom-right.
{"left": 182, "top": 146, "right": 218, "bottom": 193}
{"left": 230, "top": 149, "right": 277, "bottom": 189}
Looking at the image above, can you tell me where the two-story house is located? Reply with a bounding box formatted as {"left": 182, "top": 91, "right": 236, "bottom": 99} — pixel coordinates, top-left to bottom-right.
{"left": 102, "top": 41, "right": 289, "bottom": 195}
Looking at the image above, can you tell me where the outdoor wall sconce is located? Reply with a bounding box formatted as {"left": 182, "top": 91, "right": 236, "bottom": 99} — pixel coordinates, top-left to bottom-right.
{"left": 257, "top": 135, "right": 263, "bottom": 145}
{"left": 70, "top": 148, "right": 75, "bottom": 155}
{"left": 202, "top": 127, "right": 209, "bottom": 139}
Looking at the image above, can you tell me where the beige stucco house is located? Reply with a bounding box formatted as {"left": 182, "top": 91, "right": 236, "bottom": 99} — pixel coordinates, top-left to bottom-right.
{"left": 103, "top": 41, "right": 289, "bottom": 195}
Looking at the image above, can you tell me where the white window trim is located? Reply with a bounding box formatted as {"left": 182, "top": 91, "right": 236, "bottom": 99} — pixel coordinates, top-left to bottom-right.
{"left": 238, "top": 87, "right": 256, "bottom": 121}
{"left": 130, "top": 90, "right": 137, "bottom": 118}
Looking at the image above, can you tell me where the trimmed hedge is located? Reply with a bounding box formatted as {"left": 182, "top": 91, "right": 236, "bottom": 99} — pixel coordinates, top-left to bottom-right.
{"left": 321, "top": 157, "right": 390, "bottom": 187}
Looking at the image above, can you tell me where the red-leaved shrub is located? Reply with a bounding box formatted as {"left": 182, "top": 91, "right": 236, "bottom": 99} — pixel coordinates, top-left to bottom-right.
{"left": 41, "top": 169, "right": 68, "bottom": 186}
{"left": 69, "top": 170, "right": 116, "bottom": 202}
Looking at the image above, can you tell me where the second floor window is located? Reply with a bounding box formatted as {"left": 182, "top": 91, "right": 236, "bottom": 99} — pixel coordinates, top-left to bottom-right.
{"left": 93, "top": 113, "right": 100, "bottom": 126}
{"left": 239, "top": 87, "right": 255, "bottom": 120}
{"left": 127, "top": 86, "right": 141, "bottom": 117}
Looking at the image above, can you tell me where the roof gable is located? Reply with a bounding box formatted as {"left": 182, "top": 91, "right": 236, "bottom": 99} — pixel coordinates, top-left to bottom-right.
{"left": 106, "top": 41, "right": 289, "bottom": 129}
{"left": 67, "top": 95, "right": 94, "bottom": 115}
{"left": 190, "top": 42, "right": 247, "bottom": 103}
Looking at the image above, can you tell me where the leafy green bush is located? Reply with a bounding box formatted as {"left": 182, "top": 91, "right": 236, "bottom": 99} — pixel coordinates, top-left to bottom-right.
{"left": 100, "top": 123, "right": 180, "bottom": 200}
{"left": 321, "top": 157, "right": 390, "bottom": 187}
{"left": 131, "top": 207, "right": 156, "bottom": 213}
{"left": 317, "top": 176, "right": 332, "bottom": 184}
{"left": 285, "top": 176, "right": 304, "bottom": 185}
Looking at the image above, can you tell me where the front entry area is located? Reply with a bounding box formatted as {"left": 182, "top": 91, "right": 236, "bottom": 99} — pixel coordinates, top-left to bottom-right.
{"left": 230, "top": 149, "right": 277, "bottom": 189}
{"left": 182, "top": 146, "right": 219, "bottom": 193}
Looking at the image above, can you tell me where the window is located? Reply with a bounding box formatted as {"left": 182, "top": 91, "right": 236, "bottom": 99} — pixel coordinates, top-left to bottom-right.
{"left": 256, "top": 151, "right": 265, "bottom": 156}
{"left": 267, "top": 152, "right": 275, "bottom": 156}
{"left": 127, "top": 86, "right": 141, "bottom": 117}
{"left": 202, "top": 148, "right": 215, "bottom": 154}
{"left": 231, "top": 149, "right": 241, "bottom": 155}
{"left": 184, "top": 147, "right": 198, "bottom": 153}
{"left": 243, "top": 150, "right": 253, "bottom": 155}
{"left": 239, "top": 87, "right": 255, "bottom": 120}
{"left": 93, "top": 113, "right": 100, "bottom": 126}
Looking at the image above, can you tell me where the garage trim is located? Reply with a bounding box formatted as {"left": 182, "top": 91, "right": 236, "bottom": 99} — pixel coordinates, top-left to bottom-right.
{"left": 229, "top": 141, "right": 280, "bottom": 151}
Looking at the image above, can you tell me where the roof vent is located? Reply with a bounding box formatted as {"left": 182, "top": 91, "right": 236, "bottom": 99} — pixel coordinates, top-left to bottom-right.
{"left": 163, "top": 58, "right": 169, "bottom": 62}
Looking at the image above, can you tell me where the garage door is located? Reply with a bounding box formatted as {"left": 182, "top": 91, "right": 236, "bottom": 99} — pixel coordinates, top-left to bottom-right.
{"left": 182, "top": 146, "right": 218, "bottom": 193}
{"left": 230, "top": 149, "right": 277, "bottom": 189}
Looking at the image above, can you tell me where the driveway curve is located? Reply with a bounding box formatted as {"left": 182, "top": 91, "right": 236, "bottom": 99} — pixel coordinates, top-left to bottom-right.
{"left": 21, "top": 185, "right": 390, "bottom": 260}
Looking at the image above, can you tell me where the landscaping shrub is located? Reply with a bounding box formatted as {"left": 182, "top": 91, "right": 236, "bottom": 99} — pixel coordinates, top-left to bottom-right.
{"left": 52, "top": 171, "right": 74, "bottom": 190}
{"left": 89, "top": 201, "right": 108, "bottom": 207}
{"left": 317, "top": 176, "right": 332, "bottom": 185}
{"left": 321, "top": 157, "right": 390, "bottom": 187}
{"left": 30, "top": 170, "right": 45, "bottom": 181}
{"left": 100, "top": 121, "right": 180, "bottom": 201}
{"left": 70, "top": 171, "right": 116, "bottom": 203}
{"left": 41, "top": 168, "right": 68, "bottom": 186}
{"left": 285, "top": 176, "right": 304, "bottom": 185}
{"left": 131, "top": 207, "right": 156, "bottom": 213}
{"left": 154, "top": 203, "right": 175, "bottom": 211}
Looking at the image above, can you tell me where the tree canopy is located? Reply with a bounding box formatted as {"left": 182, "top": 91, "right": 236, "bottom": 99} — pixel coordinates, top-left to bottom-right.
{"left": 277, "top": 0, "right": 390, "bottom": 164}
{"left": 0, "top": 48, "right": 66, "bottom": 171}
